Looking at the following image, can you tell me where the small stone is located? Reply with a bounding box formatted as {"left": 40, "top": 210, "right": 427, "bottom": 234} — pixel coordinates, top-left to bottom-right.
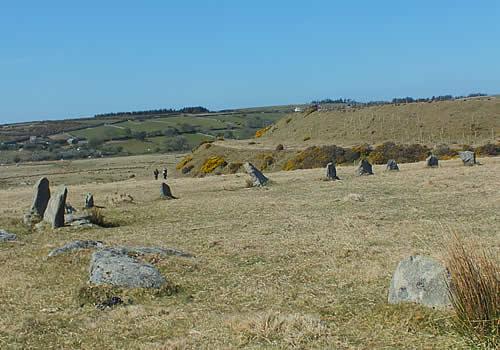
{"left": 386, "top": 159, "right": 399, "bottom": 171}
{"left": 388, "top": 255, "right": 451, "bottom": 308}
{"left": 43, "top": 186, "right": 68, "bottom": 228}
{"left": 84, "top": 193, "right": 94, "bottom": 208}
{"left": 48, "top": 240, "right": 105, "bottom": 257}
{"left": 243, "top": 162, "right": 269, "bottom": 186}
{"left": 325, "top": 162, "right": 340, "bottom": 180}
{"left": 0, "top": 229, "right": 17, "bottom": 242}
{"left": 426, "top": 155, "right": 439, "bottom": 168}
{"left": 458, "top": 151, "right": 476, "bottom": 166}
{"left": 357, "top": 159, "right": 374, "bottom": 176}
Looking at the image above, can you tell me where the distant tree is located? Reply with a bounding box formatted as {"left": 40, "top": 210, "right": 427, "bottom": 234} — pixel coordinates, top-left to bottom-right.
{"left": 132, "top": 131, "right": 147, "bottom": 141}
{"left": 164, "top": 135, "right": 189, "bottom": 151}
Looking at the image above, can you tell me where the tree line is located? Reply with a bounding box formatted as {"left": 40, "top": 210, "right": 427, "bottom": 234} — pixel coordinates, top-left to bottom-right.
{"left": 94, "top": 106, "right": 210, "bottom": 118}
{"left": 312, "top": 93, "right": 487, "bottom": 106}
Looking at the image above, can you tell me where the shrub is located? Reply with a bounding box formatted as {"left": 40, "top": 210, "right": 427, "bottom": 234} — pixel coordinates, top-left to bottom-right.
{"left": 283, "top": 146, "right": 345, "bottom": 171}
{"left": 445, "top": 235, "right": 499, "bottom": 348}
{"left": 275, "top": 144, "right": 284, "bottom": 151}
{"left": 87, "top": 207, "right": 106, "bottom": 227}
{"left": 164, "top": 135, "right": 189, "bottom": 151}
{"left": 258, "top": 154, "right": 274, "bottom": 171}
{"left": 476, "top": 143, "right": 499, "bottom": 156}
{"left": 368, "top": 142, "right": 430, "bottom": 164}
{"left": 176, "top": 155, "right": 193, "bottom": 170}
{"left": 255, "top": 126, "right": 272, "bottom": 138}
{"left": 181, "top": 165, "right": 194, "bottom": 174}
{"left": 228, "top": 162, "right": 243, "bottom": 174}
{"left": 200, "top": 156, "right": 227, "bottom": 174}
{"left": 303, "top": 136, "right": 311, "bottom": 141}
{"left": 433, "top": 144, "right": 458, "bottom": 159}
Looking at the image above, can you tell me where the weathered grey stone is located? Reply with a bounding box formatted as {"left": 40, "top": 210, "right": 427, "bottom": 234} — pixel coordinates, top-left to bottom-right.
{"left": 357, "top": 159, "right": 373, "bottom": 176}
{"left": 29, "top": 177, "right": 50, "bottom": 217}
{"left": 325, "top": 162, "right": 340, "bottom": 180}
{"left": 426, "top": 155, "right": 439, "bottom": 168}
{"left": 243, "top": 162, "right": 269, "bottom": 186}
{"left": 65, "top": 213, "right": 91, "bottom": 225}
{"left": 118, "top": 246, "right": 193, "bottom": 258}
{"left": 65, "top": 203, "right": 77, "bottom": 214}
{"left": 48, "top": 240, "right": 105, "bottom": 257}
{"left": 386, "top": 159, "right": 399, "bottom": 171}
{"left": 89, "top": 248, "right": 166, "bottom": 288}
{"left": 388, "top": 255, "right": 451, "bottom": 308}
{"left": 84, "top": 193, "right": 94, "bottom": 208}
{"left": 43, "top": 186, "right": 68, "bottom": 228}
{"left": 160, "top": 183, "right": 177, "bottom": 199}
{"left": 0, "top": 229, "right": 17, "bottom": 242}
{"left": 458, "top": 151, "right": 476, "bottom": 166}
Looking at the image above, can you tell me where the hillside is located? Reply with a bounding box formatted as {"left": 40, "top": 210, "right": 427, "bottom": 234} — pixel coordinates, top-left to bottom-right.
{"left": 261, "top": 97, "right": 500, "bottom": 147}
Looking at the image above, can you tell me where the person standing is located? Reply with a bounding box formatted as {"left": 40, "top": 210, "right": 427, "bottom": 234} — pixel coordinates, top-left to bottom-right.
{"left": 162, "top": 168, "right": 168, "bottom": 180}
{"left": 153, "top": 169, "right": 159, "bottom": 180}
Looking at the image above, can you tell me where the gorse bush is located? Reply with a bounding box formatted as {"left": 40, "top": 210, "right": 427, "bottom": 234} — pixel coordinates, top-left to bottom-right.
{"left": 200, "top": 156, "right": 227, "bottom": 174}
{"left": 368, "top": 142, "right": 429, "bottom": 164}
{"left": 445, "top": 235, "right": 499, "bottom": 348}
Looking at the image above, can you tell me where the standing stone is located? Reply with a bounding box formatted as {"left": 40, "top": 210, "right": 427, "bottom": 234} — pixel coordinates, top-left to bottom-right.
{"left": 357, "top": 159, "right": 374, "bottom": 176}
{"left": 30, "top": 177, "right": 50, "bottom": 217}
{"left": 325, "top": 162, "right": 340, "bottom": 180}
{"left": 386, "top": 159, "right": 399, "bottom": 171}
{"left": 84, "top": 193, "right": 94, "bottom": 208}
{"left": 388, "top": 255, "right": 451, "bottom": 308}
{"left": 43, "top": 186, "right": 68, "bottom": 228}
{"left": 426, "top": 155, "right": 439, "bottom": 168}
{"left": 243, "top": 162, "right": 269, "bottom": 186}
{"left": 160, "top": 183, "right": 177, "bottom": 199}
{"left": 89, "top": 248, "right": 166, "bottom": 288}
{"left": 458, "top": 151, "right": 476, "bottom": 166}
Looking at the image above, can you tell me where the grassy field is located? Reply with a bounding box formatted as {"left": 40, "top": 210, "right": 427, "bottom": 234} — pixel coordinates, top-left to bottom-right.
{"left": 0, "top": 154, "right": 498, "bottom": 349}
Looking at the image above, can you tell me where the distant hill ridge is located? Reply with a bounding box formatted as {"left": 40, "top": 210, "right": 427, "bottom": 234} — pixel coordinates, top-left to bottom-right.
{"left": 261, "top": 97, "right": 500, "bottom": 147}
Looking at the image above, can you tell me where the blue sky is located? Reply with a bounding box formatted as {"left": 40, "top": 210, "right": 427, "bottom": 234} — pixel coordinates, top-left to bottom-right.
{"left": 1, "top": 0, "right": 499, "bottom": 124}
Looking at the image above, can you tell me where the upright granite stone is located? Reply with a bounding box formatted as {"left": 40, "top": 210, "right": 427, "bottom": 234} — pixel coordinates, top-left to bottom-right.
{"left": 388, "top": 255, "right": 451, "bottom": 308}
{"left": 160, "top": 183, "right": 177, "bottom": 199}
{"left": 84, "top": 193, "right": 94, "bottom": 208}
{"left": 325, "top": 162, "right": 340, "bottom": 180}
{"left": 43, "top": 186, "right": 68, "bottom": 228}
{"left": 386, "top": 159, "right": 399, "bottom": 171}
{"left": 426, "top": 155, "right": 439, "bottom": 168}
{"left": 357, "top": 159, "right": 374, "bottom": 176}
{"left": 30, "top": 177, "right": 50, "bottom": 217}
{"left": 458, "top": 151, "right": 476, "bottom": 166}
{"left": 89, "top": 248, "right": 166, "bottom": 288}
{"left": 243, "top": 162, "right": 269, "bottom": 186}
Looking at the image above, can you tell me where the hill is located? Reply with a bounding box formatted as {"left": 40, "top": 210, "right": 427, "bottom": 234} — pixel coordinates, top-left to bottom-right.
{"left": 261, "top": 96, "right": 500, "bottom": 147}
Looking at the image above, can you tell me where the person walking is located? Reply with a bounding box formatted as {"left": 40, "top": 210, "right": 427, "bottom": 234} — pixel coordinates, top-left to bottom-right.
{"left": 153, "top": 169, "right": 159, "bottom": 180}
{"left": 162, "top": 168, "right": 168, "bottom": 180}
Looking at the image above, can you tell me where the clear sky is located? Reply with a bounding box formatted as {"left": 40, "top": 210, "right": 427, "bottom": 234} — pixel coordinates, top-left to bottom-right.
{"left": 1, "top": 0, "right": 499, "bottom": 124}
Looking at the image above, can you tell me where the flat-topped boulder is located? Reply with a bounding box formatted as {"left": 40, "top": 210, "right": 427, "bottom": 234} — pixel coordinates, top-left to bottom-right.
{"left": 43, "top": 186, "right": 68, "bottom": 228}
{"left": 48, "top": 240, "right": 105, "bottom": 257}
{"left": 89, "top": 248, "right": 166, "bottom": 289}
{"left": 386, "top": 159, "right": 399, "bottom": 171}
{"left": 357, "top": 159, "right": 374, "bottom": 176}
{"left": 458, "top": 151, "right": 476, "bottom": 166}
{"left": 388, "top": 255, "right": 451, "bottom": 308}
{"left": 325, "top": 162, "right": 340, "bottom": 180}
{"left": 0, "top": 229, "right": 17, "bottom": 242}
{"left": 243, "top": 162, "right": 269, "bottom": 186}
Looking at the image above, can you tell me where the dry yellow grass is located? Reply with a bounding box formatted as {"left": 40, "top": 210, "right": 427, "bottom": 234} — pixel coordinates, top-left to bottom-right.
{"left": 0, "top": 154, "right": 499, "bottom": 349}
{"left": 263, "top": 97, "right": 500, "bottom": 147}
